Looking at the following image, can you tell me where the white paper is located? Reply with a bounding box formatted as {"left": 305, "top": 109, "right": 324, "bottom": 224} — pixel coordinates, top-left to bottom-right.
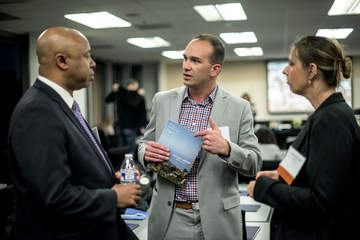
{"left": 208, "top": 126, "right": 230, "bottom": 141}
{"left": 279, "top": 146, "right": 306, "bottom": 178}
{"left": 219, "top": 126, "right": 230, "bottom": 141}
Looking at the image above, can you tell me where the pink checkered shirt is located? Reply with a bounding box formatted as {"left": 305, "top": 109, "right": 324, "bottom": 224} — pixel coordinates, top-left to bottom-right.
{"left": 175, "top": 86, "right": 217, "bottom": 202}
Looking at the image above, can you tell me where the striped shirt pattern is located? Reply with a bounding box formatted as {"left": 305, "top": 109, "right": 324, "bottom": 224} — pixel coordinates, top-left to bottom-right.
{"left": 175, "top": 86, "right": 217, "bottom": 202}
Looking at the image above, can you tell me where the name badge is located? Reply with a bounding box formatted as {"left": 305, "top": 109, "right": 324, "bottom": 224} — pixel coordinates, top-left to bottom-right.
{"left": 219, "top": 126, "right": 230, "bottom": 141}
{"left": 277, "top": 146, "right": 306, "bottom": 185}
{"left": 207, "top": 126, "right": 230, "bottom": 141}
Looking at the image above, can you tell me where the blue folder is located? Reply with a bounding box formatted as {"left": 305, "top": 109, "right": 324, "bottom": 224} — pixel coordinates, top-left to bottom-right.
{"left": 121, "top": 208, "right": 148, "bottom": 220}
{"left": 240, "top": 204, "right": 261, "bottom": 212}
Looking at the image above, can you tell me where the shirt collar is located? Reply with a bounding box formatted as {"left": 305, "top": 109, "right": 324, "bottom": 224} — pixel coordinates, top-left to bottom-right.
{"left": 38, "top": 75, "right": 74, "bottom": 109}
{"left": 183, "top": 85, "right": 218, "bottom": 105}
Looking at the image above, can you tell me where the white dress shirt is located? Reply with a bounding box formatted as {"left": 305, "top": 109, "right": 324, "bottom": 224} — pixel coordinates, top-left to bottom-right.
{"left": 37, "top": 75, "right": 74, "bottom": 109}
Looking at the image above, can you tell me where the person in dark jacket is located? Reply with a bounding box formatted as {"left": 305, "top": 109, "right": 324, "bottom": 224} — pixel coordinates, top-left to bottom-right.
{"left": 8, "top": 26, "right": 141, "bottom": 240}
{"left": 106, "top": 80, "right": 147, "bottom": 154}
{"left": 248, "top": 36, "right": 360, "bottom": 240}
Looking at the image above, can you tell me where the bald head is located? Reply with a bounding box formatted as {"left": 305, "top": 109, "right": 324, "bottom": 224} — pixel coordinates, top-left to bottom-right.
{"left": 36, "top": 27, "right": 96, "bottom": 94}
{"left": 36, "top": 27, "right": 88, "bottom": 66}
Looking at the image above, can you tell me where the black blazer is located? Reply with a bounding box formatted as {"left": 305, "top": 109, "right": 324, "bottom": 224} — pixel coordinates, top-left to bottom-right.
{"left": 8, "top": 80, "right": 137, "bottom": 240}
{"left": 254, "top": 93, "right": 360, "bottom": 240}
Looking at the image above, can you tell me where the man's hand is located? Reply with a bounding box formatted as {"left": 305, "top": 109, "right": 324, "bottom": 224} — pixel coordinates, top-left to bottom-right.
{"left": 144, "top": 141, "right": 170, "bottom": 162}
{"left": 137, "top": 88, "right": 145, "bottom": 96}
{"left": 256, "top": 170, "right": 279, "bottom": 180}
{"left": 247, "top": 180, "right": 256, "bottom": 198}
{"left": 112, "top": 184, "right": 142, "bottom": 208}
{"left": 194, "top": 117, "right": 230, "bottom": 156}
{"left": 112, "top": 83, "right": 120, "bottom": 92}
{"left": 248, "top": 170, "right": 279, "bottom": 198}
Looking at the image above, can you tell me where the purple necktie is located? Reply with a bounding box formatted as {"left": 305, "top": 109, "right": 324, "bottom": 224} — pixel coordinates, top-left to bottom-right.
{"left": 72, "top": 100, "right": 112, "bottom": 172}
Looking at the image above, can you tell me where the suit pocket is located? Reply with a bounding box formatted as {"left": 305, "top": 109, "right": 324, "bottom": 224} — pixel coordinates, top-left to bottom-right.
{"left": 222, "top": 195, "right": 240, "bottom": 211}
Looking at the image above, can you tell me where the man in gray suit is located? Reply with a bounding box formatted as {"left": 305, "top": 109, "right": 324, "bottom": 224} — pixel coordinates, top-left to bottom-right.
{"left": 138, "top": 34, "right": 261, "bottom": 240}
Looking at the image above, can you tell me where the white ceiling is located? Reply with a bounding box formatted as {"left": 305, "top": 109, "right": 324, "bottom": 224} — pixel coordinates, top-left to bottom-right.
{"left": 0, "top": 0, "right": 359, "bottom": 63}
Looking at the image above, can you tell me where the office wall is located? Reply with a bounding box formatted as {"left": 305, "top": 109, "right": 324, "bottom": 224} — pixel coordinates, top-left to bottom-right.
{"left": 160, "top": 57, "right": 360, "bottom": 121}
{"left": 141, "top": 63, "right": 159, "bottom": 112}
{"left": 26, "top": 28, "right": 360, "bottom": 122}
{"left": 353, "top": 57, "right": 360, "bottom": 109}
{"left": 86, "top": 61, "right": 159, "bottom": 127}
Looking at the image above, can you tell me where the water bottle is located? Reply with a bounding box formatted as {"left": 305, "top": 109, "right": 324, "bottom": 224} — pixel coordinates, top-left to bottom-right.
{"left": 120, "top": 153, "right": 137, "bottom": 184}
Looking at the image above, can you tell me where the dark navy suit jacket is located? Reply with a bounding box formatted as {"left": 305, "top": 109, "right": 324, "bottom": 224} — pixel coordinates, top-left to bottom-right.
{"left": 8, "top": 80, "right": 136, "bottom": 240}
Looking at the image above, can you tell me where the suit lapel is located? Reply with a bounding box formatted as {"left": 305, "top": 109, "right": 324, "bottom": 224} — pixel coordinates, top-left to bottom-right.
{"left": 291, "top": 120, "right": 311, "bottom": 152}
{"left": 64, "top": 105, "right": 115, "bottom": 174}
{"left": 34, "top": 80, "right": 115, "bottom": 175}
{"left": 209, "top": 88, "right": 229, "bottom": 126}
{"left": 169, "top": 87, "right": 185, "bottom": 122}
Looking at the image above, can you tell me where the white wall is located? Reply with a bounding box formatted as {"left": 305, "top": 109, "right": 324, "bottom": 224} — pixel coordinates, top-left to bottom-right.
{"left": 219, "top": 61, "right": 308, "bottom": 121}
{"left": 352, "top": 57, "right": 360, "bottom": 109}
{"left": 29, "top": 32, "right": 39, "bottom": 86}
{"left": 160, "top": 57, "right": 360, "bottom": 121}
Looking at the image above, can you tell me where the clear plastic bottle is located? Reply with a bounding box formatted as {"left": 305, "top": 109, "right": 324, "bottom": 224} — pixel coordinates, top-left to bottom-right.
{"left": 120, "top": 153, "right": 137, "bottom": 184}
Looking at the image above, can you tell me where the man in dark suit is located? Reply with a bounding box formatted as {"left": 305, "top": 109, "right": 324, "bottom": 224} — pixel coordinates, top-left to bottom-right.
{"left": 8, "top": 27, "right": 141, "bottom": 240}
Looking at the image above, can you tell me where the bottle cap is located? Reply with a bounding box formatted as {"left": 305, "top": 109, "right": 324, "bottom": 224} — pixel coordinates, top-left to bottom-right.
{"left": 125, "top": 153, "right": 133, "bottom": 158}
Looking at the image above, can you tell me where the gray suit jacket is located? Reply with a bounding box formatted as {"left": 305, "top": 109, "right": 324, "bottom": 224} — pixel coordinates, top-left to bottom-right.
{"left": 138, "top": 86, "right": 262, "bottom": 240}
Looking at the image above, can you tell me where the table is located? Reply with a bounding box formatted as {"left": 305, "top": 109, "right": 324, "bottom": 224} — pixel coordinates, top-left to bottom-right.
{"left": 126, "top": 216, "right": 148, "bottom": 240}
{"left": 241, "top": 195, "right": 273, "bottom": 222}
{"left": 240, "top": 184, "right": 272, "bottom": 240}
{"left": 247, "top": 222, "right": 270, "bottom": 240}
{"left": 128, "top": 218, "right": 270, "bottom": 240}
{"left": 127, "top": 184, "right": 273, "bottom": 240}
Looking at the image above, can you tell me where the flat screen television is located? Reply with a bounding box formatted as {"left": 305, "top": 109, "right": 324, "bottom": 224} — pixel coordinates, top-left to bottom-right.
{"left": 266, "top": 60, "right": 352, "bottom": 114}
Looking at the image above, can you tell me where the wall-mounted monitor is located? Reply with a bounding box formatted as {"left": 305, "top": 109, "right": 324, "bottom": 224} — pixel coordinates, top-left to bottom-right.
{"left": 266, "top": 60, "right": 352, "bottom": 114}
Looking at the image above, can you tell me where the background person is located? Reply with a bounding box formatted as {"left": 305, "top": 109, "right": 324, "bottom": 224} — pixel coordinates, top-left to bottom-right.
{"left": 8, "top": 27, "right": 141, "bottom": 240}
{"left": 106, "top": 80, "right": 147, "bottom": 154}
{"left": 138, "top": 34, "right": 261, "bottom": 240}
{"left": 97, "top": 115, "right": 116, "bottom": 151}
{"left": 248, "top": 36, "right": 360, "bottom": 240}
{"left": 255, "top": 127, "right": 283, "bottom": 161}
{"left": 241, "top": 92, "right": 257, "bottom": 119}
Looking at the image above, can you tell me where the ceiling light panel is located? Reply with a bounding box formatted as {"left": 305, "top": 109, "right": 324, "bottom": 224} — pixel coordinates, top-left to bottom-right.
{"left": 127, "top": 37, "right": 170, "bottom": 48}
{"left": 220, "top": 32, "right": 257, "bottom": 44}
{"left": 234, "top": 47, "right": 263, "bottom": 57}
{"left": 193, "top": 5, "right": 223, "bottom": 22}
{"left": 161, "top": 50, "right": 184, "bottom": 59}
{"left": 216, "top": 3, "right": 247, "bottom": 21}
{"left": 64, "top": 11, "right": 131, "bottom": 29}
{"left": 316, "top": 28, "right": 354, "bottom": 39}
{"left": 194, "top": 3, "right": 247, "bottom": 22}
{"left": 328, "top": 0, "right": 360, "bottom": 15}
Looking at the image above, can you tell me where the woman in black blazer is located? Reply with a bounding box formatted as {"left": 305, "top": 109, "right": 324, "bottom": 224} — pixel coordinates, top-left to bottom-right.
{"left": 248, "top": 36, "right": 360, "bottom": 240}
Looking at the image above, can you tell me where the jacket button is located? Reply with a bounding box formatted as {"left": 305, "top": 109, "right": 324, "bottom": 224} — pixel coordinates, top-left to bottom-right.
{"left": 167, "top": 201, "right": 172, "bottom": 206}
